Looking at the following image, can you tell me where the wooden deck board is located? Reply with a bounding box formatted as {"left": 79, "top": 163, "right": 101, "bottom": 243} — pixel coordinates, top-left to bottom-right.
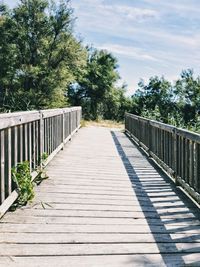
{"left": 0, "top": 127, "right": 199, "bottom": 266}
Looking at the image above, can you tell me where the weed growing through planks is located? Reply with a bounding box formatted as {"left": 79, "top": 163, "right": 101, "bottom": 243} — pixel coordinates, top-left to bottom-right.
{"left": 11, "top": 161, "right": 34, "bottom": 208}
{"left": 34, "top": 152, "right": 49, "bottom": 185}
{"left": 11, "top": 153, "right": 49, "bottom": 209}
{"left": 32, "top": 201, "right": 53, "bottom": 209}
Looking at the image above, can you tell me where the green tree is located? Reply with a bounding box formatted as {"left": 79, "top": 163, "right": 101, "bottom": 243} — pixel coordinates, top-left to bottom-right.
{"left": 175, "top": 69, "right": 200, "bottom": 125}
{"left": 103, "top": 84, "right": 132, "bottom": 121}
{"left": 0, "top": 0, "right": 86, "bottom": 111}
{"left": 0, "top": 5, "right": 18, "bottom": 109}
{"left": 132, "top": 76, "right": 175, "bottom": 123}
{"left": 69, "top": 48, "right": 120, "bottom": 120}
{"left": 130, "top": 70, "right": 200, "bottom": 131}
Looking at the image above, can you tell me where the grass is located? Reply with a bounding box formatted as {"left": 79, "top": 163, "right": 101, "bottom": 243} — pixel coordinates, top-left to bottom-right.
{"left": 81, "top": 119, "right": 124, "bottom": 129}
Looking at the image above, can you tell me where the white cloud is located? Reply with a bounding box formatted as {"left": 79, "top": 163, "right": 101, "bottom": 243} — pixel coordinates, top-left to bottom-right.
{"left": 72, "top": 0, "right": 159, "bottom": 28}
{"left": 103, "top": 5, "right": 159, "bottom": 22}
{"left": 98, "top": 43, "right": 159, "bottom": 62}
{"left": 72, "top": 0, "right": 200, "bottom": 93}
{"left": 72, "top": 0, "right": 200, "bottom": 50}
{"left": 143, "top": 30, "right": 200, "bottom": 48}
{"left": 144, "top": 0, "right": 200, "bottom": 14}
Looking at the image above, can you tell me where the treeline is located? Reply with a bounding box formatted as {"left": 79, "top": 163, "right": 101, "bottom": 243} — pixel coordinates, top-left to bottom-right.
{"left": 0, "top": 0, "right": 86, "bottom": 111}
{"left": 0, "top": 0, "right": 200, "bottom": 131}
{"left": 132, "top": 69, "right": 200, "bottom": 131}
{"left": 0, "top": 0, "right": 130, "bottom": 121}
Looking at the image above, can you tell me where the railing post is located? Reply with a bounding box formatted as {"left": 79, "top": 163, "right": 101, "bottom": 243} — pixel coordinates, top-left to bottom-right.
{"left": 173, "top": 127, "right": 178, "bottom": 185}
{"left": 29, "top": 122, "right": 32, "bottom": 172}
{"left": 148, "top": 120, "right": 152, "bottom": 156}
{"left": 62, "top": 110, "right": 65, "bottom": 149}
{"left": 19, "top": 124, "right": 23, "bottom": 162}
{"left": 189, "top": 140, "right": 194, "bottom": 187}
{"left": 1, "top": 130, "right": 5, "bottom": 203}
{"left": 79, "top": 108, "right": 81, "bottom": 126}
{"left": 7, "top": 128, "right": 12, "bottom": 196}
{"left": 138, "top": 117, "right": 141, "bottom": 146}
{"left": 39, "top": 111, "right": 44, "bottom": 166}
{"left": 193, "top": 143, "right": 197, "bottom": 190}
{"left": 78, "top": 108, "right": 81, "bottom": 128}
{"left": 76, "top": 109, "right": 78, "bottom": 130}
{"left": 69, "top": 109, "right": 72, "bottom": 137}
{"left": 125, "top": 113, "right": 127, "bottom": 132}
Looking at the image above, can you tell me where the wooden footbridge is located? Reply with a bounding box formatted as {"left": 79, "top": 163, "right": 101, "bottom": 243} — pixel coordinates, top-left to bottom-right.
{"left": 0, "top": 108, "right": 200, "bottom": 266}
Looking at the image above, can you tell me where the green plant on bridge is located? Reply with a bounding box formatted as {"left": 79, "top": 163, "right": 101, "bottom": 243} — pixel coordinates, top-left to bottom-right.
{"left": 35, "top": 152, "right": 49, "bottom": 185}
{"left": 12, "top": 161, "right": 34, "bottom": 207}
{"left": 11, "top": 153, "right": 49, "bottom": 208}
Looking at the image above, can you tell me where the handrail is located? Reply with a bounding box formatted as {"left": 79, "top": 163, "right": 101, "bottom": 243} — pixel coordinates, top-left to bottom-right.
{"left": 0, "top": 107, "right": 82, "bottom": 216}
{"left": 125, "top": 113, "right": 200, "bottom": 204}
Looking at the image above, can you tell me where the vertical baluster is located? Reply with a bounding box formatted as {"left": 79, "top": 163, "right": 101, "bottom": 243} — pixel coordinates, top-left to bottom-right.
{"left": 148, "top": 121, "right": 151, "bottom": 153}
{"left": 184, "top": 139, "right": 188, "bottom": 184}
{"left": 39, "top": 112, "right": 44, "bottom": 165}
{"left": 52, "top": 117, "right": 55, "bottom": 151}
{"left": 167, "top": 132, "right": 170, "bottom": 166}
{"left": 24, "top": 124, "right": 28, "bottom": 161}
{"left": 19, "top": 124, "right": 23, "bottom": 162}
{"left": 29, "top": 123, "right": 32, "bottom": 172}
{"left": 62, "top": 111, "right": 65, "bottom": 145}
{"left": 43, "top": 118, "right": 46, "bottom": 153}
{"left": 7, "top": 128, "right": 12, "bottom": 195}
{"left": 189, "top": 141, "right": 194, "bottom": 187}
{"left": 50, "top": 117, "right": 52, "bottom": 154}
{"left": 69, "top": 110, "right": 72, "bottom": 136}
{"left": 170, "top": 133, "right": 173, "bottom": 168}
{"left": 181, "top": 137, "right": 185, "bottom": 181}
{"left": 47, "top": 117, "right": 49, "bottom": 151}
{"left": 32, "top": 121, "right": 36, "bottom": 170}
{"left": 173, "top": 128, "right": 178, "bottom": 184}
{"left": 0, "top": 130, "right": 5, "bottom": 204}
{"left": 196, "top": 143, "right": 200, "bottom": 193}
{"left": 193, "top": 142, "right": 198, "bottom": 191}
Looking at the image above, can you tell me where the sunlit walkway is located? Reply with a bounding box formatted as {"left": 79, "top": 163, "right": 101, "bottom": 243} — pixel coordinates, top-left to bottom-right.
{"left": 0, "top": 127, "right": 200, "bottom": 267}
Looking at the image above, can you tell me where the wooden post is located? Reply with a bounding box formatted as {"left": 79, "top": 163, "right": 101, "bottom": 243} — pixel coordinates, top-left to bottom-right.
{"left": 19, "top": 124, "right": 23, "bottom": 162}
{"left": 32, "top": 121, "right": 36, "bottom": 169}
{"left": 39, "top": 111, "right": 44, "bottom": 166}
{"left": 197, "top": 144, "right": 200, "bottom": 193}
{"left": 14, "top": 126, "right": 18, "bottom": 167}
{"left": 138, "top": 118, "right": 141, "bottom": 146}
{"left": 193, "top": 143, "right": 198, "bottom": 191}
{"left": 69, "top": 110, "right": 72, "bottom": 138}
{"left": 24, "top": 124, "right": 28, "bottom": 161}
{"left": 0, "top": 130, "right": 5, "bottom": 204}
{"left": 189, "top": 140, "right": 194, "bottom": 187}
{"left": 29, "top": 123, "right": 32, "bottom": 172}
{"left": 173, "top": 127, "right": 178, "bottom": 185}
{"left": 7, "top": 128, "right": 12, "bottom": 195}
{"left": 62, "top": 110, "right": 65, "bottom": 148}
{"left": 148, "top": 120, "right": 152, "bottom": 156}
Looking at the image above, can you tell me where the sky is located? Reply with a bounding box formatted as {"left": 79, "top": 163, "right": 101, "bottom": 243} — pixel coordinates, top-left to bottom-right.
{"left": 4, "top": 0, "right": 200, "bottom": 95}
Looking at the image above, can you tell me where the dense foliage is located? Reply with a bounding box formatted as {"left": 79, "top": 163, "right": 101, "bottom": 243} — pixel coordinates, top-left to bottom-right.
{"left": 131, "top": 70, "right": 200, "bottom": 132}
{"left": 0, "top": 0, "right": 86, "bottom": 111}
{"left": 12, "top": 161, "right": 34, "bottom": 206}
{"left": 0, "top": 0, "right": 200, "bottom": 130}
{"left": 0, "top": 0, "right": 129, "bottom": 121}
{"left": 68, "top": 48, "right": 131, "bottom": 120}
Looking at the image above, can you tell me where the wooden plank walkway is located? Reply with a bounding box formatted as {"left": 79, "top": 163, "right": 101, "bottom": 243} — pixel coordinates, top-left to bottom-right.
{"left": 0, "top": 126, "right": 200, "bottom": 267}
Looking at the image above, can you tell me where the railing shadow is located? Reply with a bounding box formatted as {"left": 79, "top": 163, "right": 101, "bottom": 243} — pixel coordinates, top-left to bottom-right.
{"left": 111, "top": 130, "right": 200, "bottom": 267}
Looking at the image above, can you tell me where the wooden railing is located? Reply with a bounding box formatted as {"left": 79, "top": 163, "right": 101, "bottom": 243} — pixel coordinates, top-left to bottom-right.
{"left": 0, "top": 107, "right": 81, "bottom": 215}
{"left": 125, "top": 113, "right": 200, "bottom": 204}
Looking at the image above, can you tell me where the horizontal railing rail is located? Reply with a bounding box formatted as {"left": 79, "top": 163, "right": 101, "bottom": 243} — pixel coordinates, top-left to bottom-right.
{"left": 0, "top": 107, "right": 81, "bottom": 216}
{"left": 125, "top": 113, "right": 200, "bottom": 204}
